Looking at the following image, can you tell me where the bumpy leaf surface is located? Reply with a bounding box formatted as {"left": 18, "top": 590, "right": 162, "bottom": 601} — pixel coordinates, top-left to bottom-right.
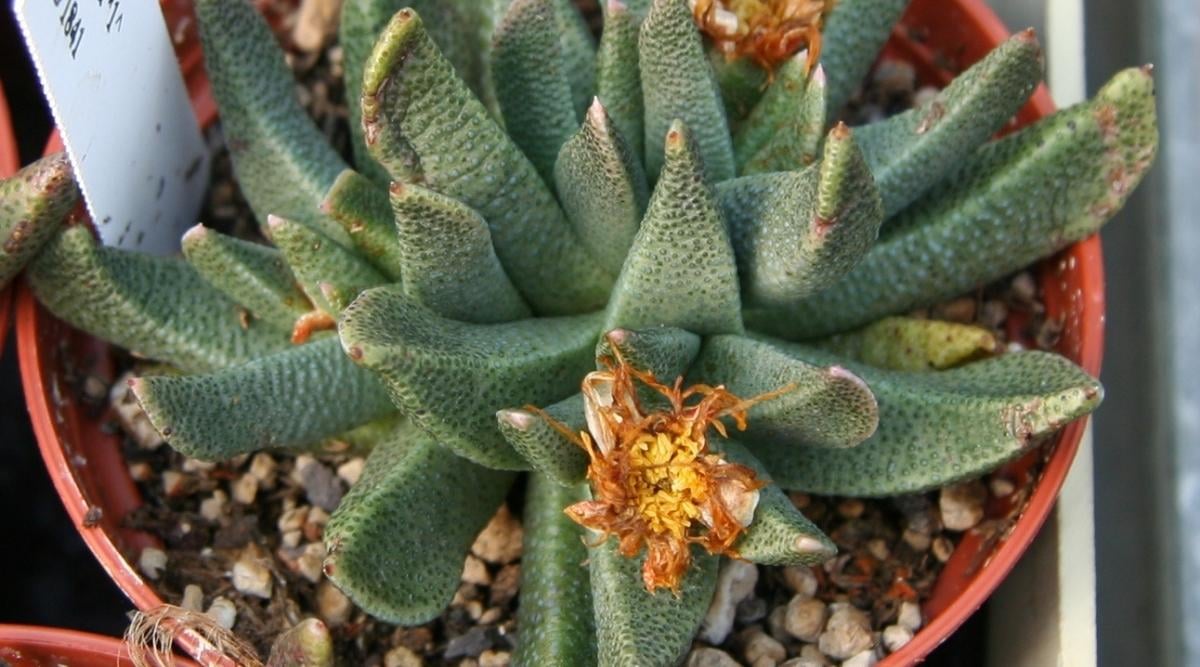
{"left": 322, "top": 170, "right": 404, "bottom": 280}
{"left": 734, "top": 57, "right": 827, "bottom": 175}
{"left": 133, "top": 338, "right": 394, "bottom": 460}
{"left": 596, "top": 0, "right": 645, "bottom": 160}
{"left": 749, "top": 68, "right": 1158, "bottom": 339}
{"left": 325, "top": 432, "right": 515, "bottom": 623}
{"left": 0, "top": 153, "right": 77, "bottom": 288}
{"left": 747, "top": 340, "right": 1104, "bottom": 495}
{"left": 819, "top": 0, "right": 911, "bottom": 117}
{"left": 361, "top": 10, "right": 613, "bottom": 314}
{"left": 268, "top": 215, "right": 388, "bottom": 314}
{"left": 28, "top": 227, "right": 289, "bottom": 372}
{"left": 339, "top": 286, "right": 602, "bottom": 469}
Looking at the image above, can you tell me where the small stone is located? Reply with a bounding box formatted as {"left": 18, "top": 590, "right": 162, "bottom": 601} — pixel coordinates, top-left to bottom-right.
{"left": 279, "top": 506, "right": 310, "bottom": 534}
{"left": 462, "top": 555, "right": 492, "bottom": 586}
{"left": 766, "top": 606, "right": 790, "bottom": 642}
{"left": 939, "top": 481, "right": 987, "bottom": 531}
{"left": 686, "top": 647, "right": 740, "bottom": 667}
{"left": 836, "top": 499, "right": 865, "bottom": 519}
{"left": 490, "top": 564, "right": 521, "bottom": 607}
{"left": 737, "top": 597, "right": 768, "bottom": 625}
{"left": 896, "top": 602, "right": 922, "bottom": 632}
{"left": 479, "top": 649, "right": 511, "bottom": 667}
{"left": 391, "top": 627, "right": 434, "bottom": 653}
{"left": 205, "top": 596, "right": 237, "bottom": 630}
{"left": 700, "top": 559, "right": 759, "bottom": 643}
{"left": 296, "top": 542, "right": 325, "bottom": 583}
{"left": 83, "top": 374, "right": 108, "bottom": 402}
{"left": 199, "top": 490, "right": 228, "bottom": 522}
{"left": 337, "top": 458, "right": 365, "bottom": 486}
{"left": 935, "top": 297, "right": 976, "bottom": 323}
{"left": 782, "top": 566, "right": 818, "bottom": 597}
{"left": 989, "top": 476, "right": 1016, "bottom": 498}
{"left": 872, "top": 60, "right": 916, "bottom": 95}
{"left": 317, "top": 580, "right": 352, "bottom": 626}
{"left": 383, "top": 645, "right": 423, "bottom": 667}
{"left": 162, "top": 471, "right": 188, "bottom": 497}
{"left": 981, "top": 300, "right": 1009, "bottom": 329}
{"left": 778, "top": 659, "right": 824, "bottom": 667}
{"left": 479, "top": 607, "right": 503, "bottom": 625}
{"left": 282, "top": 530, "right": 303, "bottom": 549}
{"left": 292, "top": 0, "right": 342, "bottom": 52}
{"left": 472, "top": 506, "right": 523, "bottom": 564}
{"left": 799, "top": 645, "right": 828, "bottom": 663}
{"left": 817, "top": 605, "right": 873, "bottom": 660}
{"left": 932, "top": 536, "right": 954, "bottom": 562}
{"left": 139, "top": 547, "right": 167, "bottom": 580}
{"left": 232, "top": 473, "right": 258, "bottom": 505}
{"left": 181, "top": 458, "right": 216, "bottom": 474}
{"left": 913, "top": 85, "right": 940, "bottom": 108}
{"left": 181, "top": 584, "right": 204, "bottom": 612}
{"left": 743, "top": 630, "right": 786, "bottom": 666}
{"left": 445, "top": 626, "right": 493, "bottom": 659}
{"left": 232, "top": 551, "right": 273, "bottom": 599}
{"left": 128, "top": 461, "right": 154, "bottom": 482}
{"left": 248, "top": 452, "right": 278, "bottom": 488}
{"left": 866, "top": 538, "right": 890, "bottom": 561}
{"left": 297, "top": 458, "right": 343, "bottom": 512}
{"left": 111, "top": 373, "right": 164, "bottom": 449}
{"left": 841, "top": 648, "right": 878, "bottom": 667}
{"left": 464, "top": 599, "right": 485, "bottom": 621}
{"left": 788, "top": 492, "right": 811, "bottom": 510}
{"left": 881, "top": 624, "right": 913, "bottom": 652}
{"left": 1011, "top": 272, "right": 1037, "bottom": 303}
{"left": 784, "top": 595, "right": 827, "bottom": 643}
{"left": 304, "top": 507, "right": 330, "bottom": 542}
{"left": 901, "top": 528, "right": 931, "bottom": 552}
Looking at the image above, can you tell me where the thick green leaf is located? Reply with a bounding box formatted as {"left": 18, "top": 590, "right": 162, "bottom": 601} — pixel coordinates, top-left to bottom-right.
{"left": 817, "top": 316, "right": 999, "bottom": 371}
{"left": 734, "top": 57, "right": 827, "bottom": 175}
{"left": 689, "top": 334, "right": 878, "bottom": 449}
{"left": 268, "top": 215, "right": 388, "bottom": 314}
{"left": 552, "top": 0, "right": 598, "bottom": 118}
{"left": 0, "top": 153, "right": 77, "bottom": 288}
{"left": 340, "top": 0, "right": 493, "bottom": 184}
{"left": 590, "top": 540, "right": 718, "bottom": 667}
{"left": 596, "top": 0, "right": 645, "bottom": 160}
{"left": 604, "top": 121, "right": 742, "bottom": 334}
{"left": 512, "top": 475, "right": 597, "bottom": 667}
{"left": 639, "top": 0, "right": 735, "bottom": 182}
{"left": 555, "top": 100, "right": 649, "bottom": 275}
{"left": 390, "top": 182, "right": 531, "bottom": 323}
{"left": 133, "top": 338, "right": 393, "bottom": 460}
{"left": 324, "top": 432, "right": 515, "bottom": 623}
{"left": 322, "top": 170, "right": 404, "bottom": 280}
{"left": 717, "top": 439, "right": 836, "bottom": 566}
{"left": 362, "top": 10, "right": 613, "bottom": 314}
{"left": 719, "top": 124, "right": 883, "bottom": 308}
{"left": 709, "top": 52, "right": 766, "bottom": 127}
{"left": 28, "top": 226, "right": 289, "bottom": 372}
{"left": 747, "top": 340, "right": 1104, "bottom": 495}
{"left": 182, "top": 225, "right": 311, "bottom": 331}
{"left": 339, "top": 285, "right": 603, "bottom": 469}
{"left": 196, "top": 0, "right": 348, "bottom": 242}
{"left": 492, "top": 0, "right": 581, "bottom": 184}
{"left": 819, "top": 0, "right": 911, "bottom": 118}
{"left": 856, "top": 30, "right": 1044, "bottom": 217}
{"left": 749, "top": 67, "right": 1159, "bottom": 340}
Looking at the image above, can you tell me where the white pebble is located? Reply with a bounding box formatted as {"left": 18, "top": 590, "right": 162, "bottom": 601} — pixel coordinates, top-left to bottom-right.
{"left": 282, "top": 529, "right": 303, "bottom": 549}
{"left": 297, "top": 543, "right": 325, "bottom": 583}
{"left": 743, "top": 630, "right": 786, "bottom": 665}
{"left": 785, "top": 595, "right": 828, "bottom": 643}
{"left": 161, "top": 471, "right": 187, "bottom": 497}
{"left": 181, "top": 584, "right": 204, "bottom": 612}
{"left": 841, "top": 648, "right": 878, "bottom": 667}
{"left": 686, "top": 647, "right": 740, "bottom": 667}
{"left": 278, "top": 506, "right": 310, "bottom": 534}
{"left": 317, "top": 580, "right": 352, "bottom": 626}
{"left": 232, "top": 555, "right": 273, "bottom": 599}
{"left": 205, "top": 596, "right": 237, "bottom": 630}
{"left": 139, "top": 547, "right": 167, "bottom": 580}
{"left": 783, "top": 565, "right": 819, "bottom": 597}
{"left": 897, "top": 601, "right": 922, "bottom": 632}
{"left": 199, "top": 490, "right": 227, "bottom": 522}
{"left": 700, "top": 559, "right": 758, "bottom": 644}
{"left": 248, "top": 452, "right": 278, "bottom": 488}
{"left": 383, "top": 646, "right": 423, "bottom": 667}
{"left": 940, "top": 481, "right": 986, "bottom": 531}
{"left": 479, "top": 650, "right": 511, "bottom": 667}
{"left": 462, "top": 555, "right": 492, "bottom": 586}
{"left": 882, "top": 624, "right": 913, "bottom": 652}
{"left": 818, "top": 605, "right": 874, "bottom": 660}
{"left": 231, "top": 473, "right": 258, "bottom": 505}
{"left": 337, "top": 458, "right": 366, "bottom": 486}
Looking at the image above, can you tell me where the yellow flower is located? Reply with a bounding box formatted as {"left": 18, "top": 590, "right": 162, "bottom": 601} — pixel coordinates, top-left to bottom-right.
{"left": 535, "top": 332, "right": 796, "bottom": 592}
{"left": 691, "top": 0, "right": 834, "bottom": 73}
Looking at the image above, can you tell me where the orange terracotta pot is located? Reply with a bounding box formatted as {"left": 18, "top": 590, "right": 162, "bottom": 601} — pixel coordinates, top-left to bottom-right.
{"left": 1, "top": 80, "right": 19, "bottom": 351}
{"left": 16, "top": 0, "right": 1104, "bottom": 664}
{"left": 0, "top": 624, "right": 195, "bottom": 666}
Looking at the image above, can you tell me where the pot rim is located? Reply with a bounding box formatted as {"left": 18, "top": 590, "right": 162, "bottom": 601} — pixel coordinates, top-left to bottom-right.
{"left": 15, "top": 1, "right": 1107, "bottom": 664}
{"left": 1, "top": 79, "right": 19, "bottom": 350}
{"left": 0, "top": 623, "right": 197, "bottom": 666}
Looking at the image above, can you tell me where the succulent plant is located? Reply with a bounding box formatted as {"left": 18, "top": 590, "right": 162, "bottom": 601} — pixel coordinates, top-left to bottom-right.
{"left": 5, "top": 0, "right": 1158, "bottom": 664}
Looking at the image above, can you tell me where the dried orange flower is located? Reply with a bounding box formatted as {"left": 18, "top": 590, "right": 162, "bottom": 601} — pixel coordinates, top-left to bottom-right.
{"left": 691, "top": 0, "right": 835, "bottom": 73}
{"left": 533, "top": 332, "right": 796, "bottom": 592}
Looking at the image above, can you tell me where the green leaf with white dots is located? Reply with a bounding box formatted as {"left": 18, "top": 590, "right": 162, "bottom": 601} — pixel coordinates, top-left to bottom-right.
{"left": 322, "top": 170, "right": 404, "bottom": 281}
{"left": 362, "top": 10, "right": 613, "bottom": 314}
{"left": 132, "top": 338, "right": 394, "bottom": 460}
{"left": 639, "top": 0, "right": 735, "bottom": 182}
{"left": 268, "top": 215, "right": 388, "bottom": 314}
{"left": 745, "top": 340, "right": 1104, "bottom": 496}
{"left": 28, "top": 226, "right": 290, "bottom": 372}
{"left": 196, "top": 0, "right": 348, "bottom": 242}
{"left": 391, "top": 182, "right": 531, "bottom": 323}
{"left": 339, "top": 285, "right": 603, "bottom": 469}
{"left": 513, "top": 475, "right": 596, "bottom": 667}
{"left": 605, "top": 121, "right": 742, "bottom": 335}
{"left": 596, "top": 0, "right": 645, "bottom": 160}
{"left": 734, "top": 56, "right": 827, "bottom": 175}
{"left": 324, "top": 432, "right": 515, "bottom": 624}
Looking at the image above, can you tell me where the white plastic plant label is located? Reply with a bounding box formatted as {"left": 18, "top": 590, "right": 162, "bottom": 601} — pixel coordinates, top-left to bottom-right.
{"left": 15, "top": 0, "right": 210, "bottom": 254}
